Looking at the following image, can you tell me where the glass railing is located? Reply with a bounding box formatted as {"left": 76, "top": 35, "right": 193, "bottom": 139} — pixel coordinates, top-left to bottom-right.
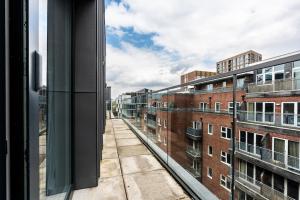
{"left": 229, "top": 170, "right": 295, "bottom": 200}
{"left": 237, "top": 111, "right": 300, "bottom": 129}
{"left": 120, "top": 89, "right": 219, "bottom": 200}
{"left": 247, "top": 78, "right": 300, "bottom": 93}
{"left": 186, "top": 145, "right": 201, "bottom": 158}
{"left": 236, "top": 141, "right": 300, "bottom": 171}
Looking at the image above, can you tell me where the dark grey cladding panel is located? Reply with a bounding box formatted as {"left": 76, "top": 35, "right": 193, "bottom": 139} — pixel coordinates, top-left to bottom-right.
{"left": 74, "top": 0, "right": 97, "bottom": 92}
{"left": 73, "top": 93, "right": 97, "bottom": 189}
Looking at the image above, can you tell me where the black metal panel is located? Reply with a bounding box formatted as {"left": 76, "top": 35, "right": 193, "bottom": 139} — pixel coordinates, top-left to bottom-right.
{"left": 0, "top": 0, "right": 6, "bottom": 198}
{"left": 8, "top": 0, "right": 26, "bottom": 199}
{"left": 73, "top": 93, "right": 97, "bottom": 189}
{"left": 74, "top": 0, "right": 97, "bottom": 93}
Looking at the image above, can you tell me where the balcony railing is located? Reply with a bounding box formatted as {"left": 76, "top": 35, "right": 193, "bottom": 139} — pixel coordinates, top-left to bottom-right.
{"left": 185, "top": 166, "right": 201, "bottom": 178}
{"left": 147, "top": 106, "right": 157, "bottom": 115}
{"left": 229, "top": 170, "right": 295, "bottom": 200}
{"left": 192, "top": 86, "right": 246, "bottom": 94}
{"left": 186, "top": 127, "right": 202, "bottom": 140}
{"left": 247, "top": 78, "right": 300, "bottom": 93}
{"left": 186, "top": 145, "right": 201, "bottom": 158}
{"left": 235, "top": 141, "right": 300, "bottom": 171}
{"left": 237, "top": 111, "right": 300, "bottom": 129}
{"left": 146, "top": 119, "right": 157, "bottom": 129}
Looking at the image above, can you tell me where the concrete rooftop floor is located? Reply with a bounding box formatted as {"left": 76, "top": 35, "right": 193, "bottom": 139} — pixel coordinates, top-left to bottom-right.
{"left": 72, "top": 118, "right": 191, "bottom": 200}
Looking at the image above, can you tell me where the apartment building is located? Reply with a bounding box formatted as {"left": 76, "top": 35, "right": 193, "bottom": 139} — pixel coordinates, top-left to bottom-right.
{"left": 122, "top": 50, "right": 300, "bottom": 200}
{"left": 181, "top": 70, "right": 217, "bottom": 84}
{"left": 217, "top": 50, "right": 262, "bottom": 74}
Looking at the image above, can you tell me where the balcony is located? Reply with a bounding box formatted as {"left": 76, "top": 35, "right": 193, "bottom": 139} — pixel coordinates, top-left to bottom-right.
{"left": 186, "top": 127, "right": 202, "bottom": 140}
{"left": 185, "top": 166, "right": 201, "bottom": 179}
{"left": 72, "top": 118, "right": 190, "bottom": 200}
{"left": 234, "top": 141, "right": 300, "bottom": 182}
{"left": 186, "top": 146, "right": 201, "bottom": 159}
{"left": 247, "top": 78, "right": 300, "bottom": 96}
{"left": 147, "top": 106, "right": 157, "bottom": 115}
{"left": 229, "top": 170, "right": 295, "bottom": 200}
{"left": 237, "top": 111, "right": 300, "bottom": 132}
{"left": 146, "top": 119, "right": 157, "bottom": 129}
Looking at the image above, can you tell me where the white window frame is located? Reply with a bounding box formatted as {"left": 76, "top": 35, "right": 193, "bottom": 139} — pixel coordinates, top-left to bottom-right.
{"left": 207, "top": 167, "right": 213, "bottom": 179}
{"left": 228, "top": 102, "right": 240, "bottom": 113}
{"left": 193, "top": 121, "right": 201, "bottom": 129}
{"left": 220, "top": 174, "right": 231, "bottom": 191}
{"left": 247, "top": 102, "right": 275, "bottom": 124}
{"left": 144, "top": 114, "right": 147, "bottom": 121}
{"left": 163, "top": 102, "right": 168, "bottom": 108}
{"left": 281, "top": 102, "right": 299, "bottom": 127}
{"left": 220, "top": 151, "right": 231, "bottom": 166}
{"left": 272, "top": 137, "right": 300, "bottom": 170}
{"left": 215, "top": 102, "right": 221, "bottom": 112}
{"left": 208, "top": 145, "right": 213, "bottom": 157}
{"left": 208, "top": 124, "right": 213, "bottom": 135}
{"left": 199, "top": 102, "right": 208, "bottom": 111}
{"left": 239, "top": 131, "right": 263, "bottom": 156}
{"left": 220, "top": 126, "right": 232, "bottom": 140}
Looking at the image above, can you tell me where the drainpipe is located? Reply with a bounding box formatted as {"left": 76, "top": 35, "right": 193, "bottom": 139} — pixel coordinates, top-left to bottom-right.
{"left": 231, "top": 74, "right": 237, "bottom": 200}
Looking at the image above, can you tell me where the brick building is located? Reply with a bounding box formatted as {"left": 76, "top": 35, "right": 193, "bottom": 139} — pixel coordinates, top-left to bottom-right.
{"left": 120, "top": 50, "right": 300, "bottom": 200}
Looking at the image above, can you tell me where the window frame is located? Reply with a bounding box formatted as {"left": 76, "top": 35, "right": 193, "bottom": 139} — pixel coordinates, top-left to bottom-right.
{"left": 208, "top": 124, "right": 213, "bottom": 135}
{"left": 247, "top": 102, "right": 275, "bottom": 123}
{"left": 208, "top": 145, "right": 213, "bottom": 157}
{"left": 207, "top": 167, "right": 213, "bottom": 179}
{"left": 281, "top": 102, "right": 299, "bottom": 127}
{"left": 220, "top": 151, "right": 231, "bottom": 166}
{"left": 220, "top": 174, "right": 231, "bottom": 191}
{"left": 215, "top": 102, "right": 221, "bottom": 112}
{"left": 220, "top": 126, "right": 232, "bottom": 140}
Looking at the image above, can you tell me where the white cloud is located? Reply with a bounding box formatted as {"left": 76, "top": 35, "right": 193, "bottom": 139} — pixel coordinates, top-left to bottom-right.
{"left": 106, "top": 0, "right": 300, "bottom": 98}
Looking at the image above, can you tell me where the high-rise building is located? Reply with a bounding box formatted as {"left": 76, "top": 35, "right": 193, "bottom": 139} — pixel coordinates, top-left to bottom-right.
{"left": 217, "top": 50, "right": 262, "bottom": 74}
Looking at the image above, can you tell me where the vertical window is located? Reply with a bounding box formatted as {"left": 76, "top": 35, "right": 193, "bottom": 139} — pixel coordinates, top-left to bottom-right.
{"left": 228, "top": 102, "right": 240, "bottom": 113}
{"left": 288, "top": 141, "right": 299, "bottom": 169}
{"left": 208, "top": 124, "right": 213, "bottom": 135}
{"left": 264, "top": 67, "right": 273, "bottom": 83}
{"left": 207, "top": 84, "right": 213, "bottom": 91}
{"left": 273, "top": 138, "right": 285, "bottom": 163}
{"left": 215, "top": 102, "right": 221, "bottom": 112}
{"left": 200, "top": 102, "right": 208, "bottom": 111}
{"left": 222, "top": 81, "right": 226, "bottom": 88}
{"left": 282, "top": 102, "right": 299, "bottom": 126}
{"left": 208, "top": 145, "right": 213, "bottom": 156}
{"left": 220, "top": 151, "right": 231, "bottom": 165}
{"left": 220, "top": 175, "right": 231, "bottom": 190}
{"left": 207, "top": 167, "right": 213, "bottom": 179}
{"left": 237, "top": 78, "right": 245, "bottom": 88}
{"left": 221, "top": 126, "right": 231, "bottom": 139}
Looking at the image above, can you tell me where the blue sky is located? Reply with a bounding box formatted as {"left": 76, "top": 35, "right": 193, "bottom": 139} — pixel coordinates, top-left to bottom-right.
{"left": 106, "top": 0, "right": 300, "bottom": 98}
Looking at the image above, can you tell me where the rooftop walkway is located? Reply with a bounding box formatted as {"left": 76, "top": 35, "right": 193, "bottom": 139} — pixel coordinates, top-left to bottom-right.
{"left": 72, "top": 118, "right": 190, "bottom": 200}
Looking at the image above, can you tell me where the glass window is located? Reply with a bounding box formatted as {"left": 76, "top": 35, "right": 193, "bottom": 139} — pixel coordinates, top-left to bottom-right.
{"left": 294, "top": 60, "right": 300, "bottom": 69}
{"left": 265, "top": 103, "right": 274, "bottom": 122}
{"left": 256, "top": 103, "right": 263, "bottom": 122}
{"left": 256, "top": 74, "right": 263, "bottom": 85}
{"left": 282, "top": 103, "right": 295, "bottom": 125}
{"left": 274, "top": 174, "right": 284, "bottom": 193}
{"left": 288, "top": 141, "right": 299, "bottom": 169}
{"left": 207, "top": 167, "right": 213, "bottom": 178}
{"left": 208, "top": 124, "right": 213, "bottom": 135}
{"left": 215, "top": 102, "right": 221, "bottom": 112}
{"left": 208, "top": 145, "right": 213, "bottom": 156}
{"left": 274, "top": 138, "right": 285, "bottom": 163}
